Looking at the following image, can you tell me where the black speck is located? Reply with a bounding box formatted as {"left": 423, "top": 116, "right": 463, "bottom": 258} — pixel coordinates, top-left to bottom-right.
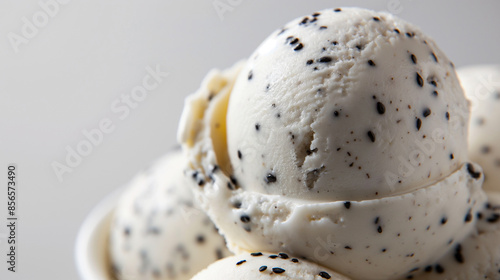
{"left": 265, "top": 173, "right": 277, "bottom": 183}
{"left": 318, "top": 57, "right": 332, "bottom": 63}
{"left": 291, "top": 258, "right": 299, "bottom": 263}
{"left": 454, "top": 244, "right": 464, "bottom": 263}
{"left": 445, "top": 112, "right": 450, "bottom": 120}
{"left": 333, "top": 111, "right": 339, "bottom": 117}
{"left": 376, "top": 102, "right": 385, "bottom": 114}
{"left": 423, "top": 108, "right": 431, "bottom": 118}
{"left": 416, "top": 118, "right": 422, "bottom": 131}
{"left": 441, "top": 217, "right": 448, "bottom": 225}
{"left": 487, "top": 213, "right": 500, "bottom": 223}
{"left": 410, "top": 54, "right": 417, "bottom": 64}
{"left": 465, "top": 209, "right": 472, "bottom": 223}
{"left": 394, "top": 28, "right": 400, "bottom": 34}
{"left": 236, "top": 260, "right": 246, "bottom": 265}
{"left": 334, "top": 8, "right": 342, "bottom": 12}
{"left": 279, "top": 253, "right": 289, "bottom": 259}
{"left": 424, "top": 266, "right": 432, "bottom": 272}
{"left": 307, "top": 59, "right": 314, "bottom": 65}
{"left": 377, "top": 225, "right": 383, "bottom": 233}
{"left": 435, "top": 264, "right": 444, "bottom": 274}
{"left": 406, "top": 32, "right": 414, "bottom": 38}
{"left": 230, "top": 175, "right": 238, "bottom": 186}
{"left": 416, "top": 73, "right": 424, "bottom": 87}
{"left": 344, "top": 201, "right": 351, "bottom": 209}
{"left": 251, "top": 252, "right": 263, "bottom": 256}
{"left": 367, "top": 131, "right": 376, "bottom": 142}
{"left": 299, "top": 17, "right": 309, "bottom": 25}
{"left": 196, "top": 235, "right": 205, "bottom": 244}
{"left": 272, "top": 267, "right": 285, "bottom": 274}
{"left": 269, "top": 255, "right": 278, "bottom": 259}
{"left": 319, "top": 26, "right": 328, "bottom": 30}
{"left": 432, "top": 90, "right": 439, "bottom": 97}
{"left": 124, "top": 227, "right": 131, "bottom": 236}
{"left": 255, "top": 123, "right": 260, "bottom": 131}
{"left": 374, "top": 217, "right": 380, "bottom": 224}
{"left": 312, "top": 12, "right": 321, "bottom": 17}
{"left": 431, "top": 52, "right": 438, "bottom": 62}
{"left": 368, "top": 60, "right": 376, "bottom": 67}
{"left": 345, "top": 246, "right": 352, "bottom": 250}
{"left": 237, "top": 150, "right": 242, "bottom": 160}
{"left": 450, "top": 153, "right": 454, "bottom": 160}
{"left": 373, "top": 17, "right": 380, "bottom": 22}
{"left": 319, "top": 271, "right": 332, "bottom": 279}
{"left": 248, "top": 71, "right": 253, "bottom": 80}
{"left": 294, "top": 43, "right": 304, "bottom": 51}
{"left": 240, "top": 215, "right": 251, "bottom": 223}
{"left": 259, "top": 266, "right": 267, "bottom": 272}
{"left": 467, "top": 163, "right": 481, "bottom": 179}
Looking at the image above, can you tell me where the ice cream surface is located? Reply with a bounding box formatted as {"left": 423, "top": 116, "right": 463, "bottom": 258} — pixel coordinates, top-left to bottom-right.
{"left": 412, "top": 193, "right": 500, "bottom": 280}
{"left": 108, "top": 151, "right": 231, "bottom": 280}
{"left": 458, "top": 65, "right": 500, "bottom": 193}
{"left": 191, "top": 252, "right": 351, "bottom": 280}
{"left": 178, "top": 7, "right": 487, "bottom": 280}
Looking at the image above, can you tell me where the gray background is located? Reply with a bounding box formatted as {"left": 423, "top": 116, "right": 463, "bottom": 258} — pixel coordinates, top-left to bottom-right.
{"left": 0, "top": 0, "right": 499, "bottom": 279}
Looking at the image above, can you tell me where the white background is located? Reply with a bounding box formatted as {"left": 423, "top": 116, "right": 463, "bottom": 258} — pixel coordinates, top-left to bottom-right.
{"left": 0, "top": 0, "right": 499, "bottom": 279}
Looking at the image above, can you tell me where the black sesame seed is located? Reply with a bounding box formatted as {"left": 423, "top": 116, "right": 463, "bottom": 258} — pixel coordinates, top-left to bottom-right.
{"left": 373, "top": 17, "right": 380, "bottom": 22}
{"left": 319, "top": 271, "right": 332, "bottom": 279}
{"left": 430, "top": 80, "right": 437, "bottom": 87}
{"left": 291, "top": 258, "right": 299, "bottom": 263}
{"left": 416, "top": 73, "right": 424, "bottom": 87}
{"left": 454, "top": 244, "right": 464, "bottom": 263}
{"left": 465, "top": 209, "right": 472, "bottom": 222}
{"left": 445, "top": 112, "right": 450, "bottom": 120}
{"left": 259, "top": 266, "right": 267, "bottom": 272}
{"left": 269, "top": 255, "right": 278, "bottom": 259}
{"left": 345, "top": 246, "right": 352, "bottom": 250}
{"left": 255, "top": 123, "right": 260, "bottom": 131}
{"left": 410, "top": 54, "right": 417, "bottom": 64}
{"left": 334, "top": 8, "right": 342, "bottom": 12}
{"left": 406, "top": 32, "right": 414, "bottom": 38}
{"left": 424, "top": 266, "right": 432, "bottom": 272}
{"left": 232, "top": 201, "right": 241, "bottom": 209}
{"left": 467, "top": 163, "right": 481, "bottom": 179}
{"left": 431, "top": 52, "right": 438, "bottom": 62}
{"left": 307, "top": 59, "right": 314, "bottom": 65}
{"left": 423, "top": 108, "right": 431, "bottom": 118}
{"left": 227, "top": 181, "right": 235, "bottom": 190}
{"left": 319, "top": 26, "right": 328, "bottom": 30}
{"left": 435, "top": 264, "right": 444, "bottom": 274}
{"left": 432, "top": 90, "right": 438, "bottom": 97}
{"left": 344, "top": 201, "right": 351, "bottom": 209}
{"left": 251, "top": 252, "right": 263, "bottom": 256}
{"left": 236, "top": 260, "right": 246, "bottom": 265}
{"left": 248, "top": 71, "right": 253, "bottom": 80}
{"left": 230, "top": 175, "right": 238, "bottom": 186}
{"left": 441, "top": 217, "right": 447, "bottom": 225}
{"left": 290, "top": 38, "right": 299, "bottom": 45}
{"left": 318, "top": 56, "right": 332, "bottom": 63}
{"left": 240, "top": 215, "right": 251, "bottom": 223}
{"left": 197, "top": 235, "right": 205, "bottom": 244}
{"left": 368, "top": 60, "right": 376, "bottom": 67}
{"left": 374, "top": 217, "right": 380, "bottom": 224}
{"left": 487, "top": 213, "right": 500, "bottom": 223}
{"left": 377, "top": 225, "right": 383, "bottom": 233}
{"left": 237, "top": 150, "right": 242, "bottom": 159}
{"left": 332, "top": 41, "right": 338, "bottom": 45}
{"left": 312, "top": 12, "right": 321, "bottom": 17}
{"left": 265, "top": 173, "right": 277, "bottom": 183}
{"left": 333, "top": 111, "right": 339, "bottom": 117}
{"left": 300, "top": 17, "right": 309, "bottom": 25}
{"left": 272, "top": 267, "right": 285, "bottom": 274}
{"left": 416, "top": 118, "right": 422, "bottom": 131}
{"left": 394, "top": 28, "right": 400, "bottom": 34}
{"left": 279, "top": 253, "right": 289, "bottom": 259}
{"left": 376, "top": 102, "right": 386, "bottom": 114}
{"left": 294, "top": 43, "right": 304, "bottom": 51}
{"left": 367, "top": 131, "right": 376, "bottom": 142}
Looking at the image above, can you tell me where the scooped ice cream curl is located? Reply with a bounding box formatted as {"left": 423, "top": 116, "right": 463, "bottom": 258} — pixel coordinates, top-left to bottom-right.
{"left": 178, "top": 8, "right": 487, "bottom": 280}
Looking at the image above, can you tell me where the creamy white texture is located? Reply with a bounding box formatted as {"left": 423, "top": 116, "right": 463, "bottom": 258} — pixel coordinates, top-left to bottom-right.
{"left": 192, "top": 252, "right": 351, "bottom": 280}
{"left": 177, "top": 8, "right": 487, "bottom": 280}
{"left": 108, "top": 151, "right": 231, "bottom": 280}
{"left": 226, "top": 8, "right": 467, "bottom": 201}
{"left": 458, "top": 65, "right": 500, "bottom": 193}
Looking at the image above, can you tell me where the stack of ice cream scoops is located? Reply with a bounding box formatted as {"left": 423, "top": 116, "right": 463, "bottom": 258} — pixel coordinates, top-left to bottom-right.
{"left": 107, "top": 7, "right": 500, "bottom": 280}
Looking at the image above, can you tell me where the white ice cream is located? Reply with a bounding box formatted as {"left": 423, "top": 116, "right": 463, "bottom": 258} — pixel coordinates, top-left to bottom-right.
{"left": 108, "top": 151, "right": 231, "bottom": 280}
{"left": 191, "top": 252, "right": 351, "bottom": 280}
{"left": 178, "top": 8, "right": 487, "bottom": 280}
{"left": 412, "top": 193, "right": 500, "bottom": 280}
{"left": 458, "top": 65, "right": 500, "bottom": 193}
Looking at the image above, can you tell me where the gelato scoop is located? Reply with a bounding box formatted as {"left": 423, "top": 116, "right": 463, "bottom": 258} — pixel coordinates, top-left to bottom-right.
{"left": 191, "top": 252, "right": 351, "bottom": 280}
{"left": 458, "top": 65, "right": 500, "bottom": 193}
{"left": 178, "top": 8, "right": 487, "bottom": 280}
{"left": 108, "top": 151, "right": 231, "bottom": 280}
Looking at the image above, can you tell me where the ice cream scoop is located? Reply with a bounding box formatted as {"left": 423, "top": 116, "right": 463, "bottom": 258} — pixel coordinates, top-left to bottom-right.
{"left": 108, "top": 150, "right": 231, "bottom": 280}
{"left": 178, "top": 8, "right": 487, "bottom": 280}
{"left": 191, "top": 252, "right": 351, "bottom": 280}
{"left": 458, "top": 65, "right": 500, "bottom": 193}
